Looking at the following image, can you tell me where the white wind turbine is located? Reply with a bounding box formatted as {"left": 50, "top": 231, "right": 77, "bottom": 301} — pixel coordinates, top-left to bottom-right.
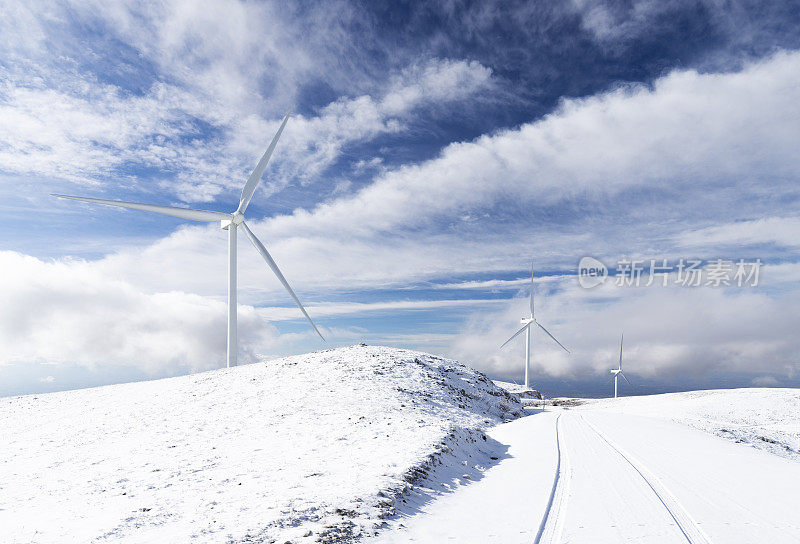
{"left": 610, "top": 333, "right": 631, "bottom": 398}
{"left": 52, "top": 111, "right": 323, "bottom": 368}
{"left": 500, "top": 266, "right": 570, "bottom": 390}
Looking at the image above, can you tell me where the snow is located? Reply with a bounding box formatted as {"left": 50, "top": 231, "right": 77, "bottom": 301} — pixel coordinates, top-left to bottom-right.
{"left": 4, "top": 349, "right": 799, "bottom": 543}
{"left": 0, "top": 345, "right": 521, "bottom": 543}
{"left": 576, "top": 388, "right": 800, "bottom": 461}
{"left": 491, "top": 380, "right": 542, "bottom": 400}
{"left": 372, "top": 411, "right": 559, "bottom": 543}
{"left": 569, "top": 411, "right": 800, "bottom": 543}
{"left": 373, "top": 389, "right": 800, "bottom": 543}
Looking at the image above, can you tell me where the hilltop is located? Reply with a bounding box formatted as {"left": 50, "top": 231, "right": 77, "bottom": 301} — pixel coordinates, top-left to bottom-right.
{"left": 1, "top": 345, "right": 521, "bottom": 543}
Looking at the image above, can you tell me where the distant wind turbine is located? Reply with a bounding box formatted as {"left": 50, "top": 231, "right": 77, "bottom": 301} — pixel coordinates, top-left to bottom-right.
{"left": 610, "top": 333, "right": 631, "bottom": 398}
{"left": 53, "top": 110, "right": 323, "bottom": 368}
{"left": 500, "top": 265, "right": 570, "bottom": 390}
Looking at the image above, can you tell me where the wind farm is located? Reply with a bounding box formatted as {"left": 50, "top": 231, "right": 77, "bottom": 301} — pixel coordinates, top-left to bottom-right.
{"left": 3, "top": 1, "right": 800, "bottom": 543}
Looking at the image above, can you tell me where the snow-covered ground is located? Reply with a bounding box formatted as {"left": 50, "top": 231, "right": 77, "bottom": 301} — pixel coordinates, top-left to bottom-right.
{"left": 0, "top": 345, "right": 521, "bottom": 543}
{"left": 578, "top": 388, "right": 800, "bottom": 461}
{"left": 4, "top": 351, "right": 799, "bottom": 544}
{"left": 376, "top": 392, "right": 800, "bottom": 543}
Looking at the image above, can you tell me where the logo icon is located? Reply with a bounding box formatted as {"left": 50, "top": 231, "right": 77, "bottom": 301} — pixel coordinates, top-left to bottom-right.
{"left": 578, "top": 256, "right": 608, "bottom": 288}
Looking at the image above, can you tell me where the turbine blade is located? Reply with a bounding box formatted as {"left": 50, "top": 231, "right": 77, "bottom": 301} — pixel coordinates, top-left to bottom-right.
{"left": 237, "top": 109, "right": 292, "bottom": 215}
{"left": 529, "top": 262, "right": 535, "bottom": 317}
{"left": 619, "top": 332, "right": 624, "bottom": 370}
{"left": 52, "top": 194, "right": 230, "bottom": 222}
{"left": 535, "top": 321, "right": 570, "bottom": 353}
{"left": 500, "top": 323, "right": 530, "bottom": 349}
{"left": 621, "top": 371, "right": 632, "bottom": 386}
{"left": 240, "top": 221, "right": 324, "bottom": 341}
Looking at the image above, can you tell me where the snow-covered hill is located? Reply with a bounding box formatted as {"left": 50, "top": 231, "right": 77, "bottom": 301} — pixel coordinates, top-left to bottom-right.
{"left": 0, "top": 345, "right": 521, "bottom": 543}
{"left": 577, "top": 388, "right": 800, "bottom": 461}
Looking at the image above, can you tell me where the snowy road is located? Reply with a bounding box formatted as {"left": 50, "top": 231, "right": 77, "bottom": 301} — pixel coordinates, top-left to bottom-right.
{"left": 376, "top": 407, "right": 800, "bottom": 543}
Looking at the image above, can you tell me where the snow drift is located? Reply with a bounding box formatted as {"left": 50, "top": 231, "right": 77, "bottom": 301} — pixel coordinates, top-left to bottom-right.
{"left": 0, "top": 345, "right": 521, "bottom": 543}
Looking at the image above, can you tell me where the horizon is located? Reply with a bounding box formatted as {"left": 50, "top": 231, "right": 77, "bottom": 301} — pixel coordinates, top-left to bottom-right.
{"left": 3, "top": 342, "right": 799, "bottom": 400}
{"left": 2, "top": 1, "right": 800, "bottom": 397}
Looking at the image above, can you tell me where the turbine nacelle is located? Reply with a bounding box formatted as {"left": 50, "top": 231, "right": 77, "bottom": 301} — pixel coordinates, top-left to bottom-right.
{"left": 221, "top": 212, "right": 245, "bottom": 230}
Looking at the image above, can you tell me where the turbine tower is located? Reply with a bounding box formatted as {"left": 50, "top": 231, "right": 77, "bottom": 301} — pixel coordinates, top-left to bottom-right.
{"left": 500, "top": 265, "right": 570, "bottom": 390}
{"left": 610, "top": 332, "right": 631, "bottom": 398}
{"left": 53, "top": 110, "right": 323, "bottom": 368}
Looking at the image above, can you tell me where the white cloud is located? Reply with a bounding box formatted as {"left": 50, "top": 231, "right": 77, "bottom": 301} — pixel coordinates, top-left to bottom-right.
{"left": 0, "top": 76, "right": 223, "bottom": 186}
{"left": 256, "top": 298, "right": 506, "bottom": 321}
{"left": 429, "top": 274, "right": 567, "bottom": 290}
{"left": 571, "top": 0, "right": 682, "bottom": 44}
{"left": 569, "top": 0, "right": 792, "bottom": 65}
{"left": 230, "top": 58, "right": 493, "bottom": 198}
{"left": 0, "top": 250, "right": 510, "bottom": 373}
{"left": 751, "top": 375, "right": 780, "bottom": 386}
{"left": 31, "top": 51, "right": 800, "bottom": 309}
{"left": 676, "top": 217, "right": 800, "bottom": 249}
{"left": 0, "top": 0, "right": 494, "bottom": 203}
{"left": 5, "top": 30, "right": 800, "bottom": 387}
{"left": 254, "top": 50, "right": 800, "bottom": 249}
{"left": 0, "top": 251, "right": 277, "bottom": 373}
{"left": 0, "top": 55, "right": 491, "bottom": 203}
{"left": 81, "top": 51, "right": 800, "bottom": 299}
{"left": 430, "top": 278, "right": 529, "bottom": 290}
{"left": 449, "top": 275, "right": 800, "bottom": 381}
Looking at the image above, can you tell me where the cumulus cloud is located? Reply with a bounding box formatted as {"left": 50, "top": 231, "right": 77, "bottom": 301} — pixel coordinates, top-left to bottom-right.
{"left": 0, "top": 250, "right": 511, "bottom": 373}
{"left": 0, "top": 251, "right": 278, "bottom": 373}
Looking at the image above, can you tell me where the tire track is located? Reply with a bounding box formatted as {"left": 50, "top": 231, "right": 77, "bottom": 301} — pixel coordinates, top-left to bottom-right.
{"left": 534, "top": 413, "right": 570, "bottom": 544}
{"left": 580, "top": 415, "right": 713, "bottom": 544}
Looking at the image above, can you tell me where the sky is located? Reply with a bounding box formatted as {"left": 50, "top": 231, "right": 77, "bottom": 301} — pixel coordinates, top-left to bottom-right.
{"left": 2, "top": 0, "right": 800, "bottom": 397}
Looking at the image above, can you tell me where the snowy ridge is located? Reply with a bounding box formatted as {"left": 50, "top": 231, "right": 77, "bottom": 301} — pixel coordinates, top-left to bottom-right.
{"left": 0, "top": 345, "right": 521, "bottom": 543}
{"left": 578, "top": 388, "right": 800, "bottom": 462}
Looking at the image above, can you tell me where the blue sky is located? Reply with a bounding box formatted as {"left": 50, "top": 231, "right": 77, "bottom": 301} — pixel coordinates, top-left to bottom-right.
{"left": 2, "top": 0, "right": 800, "bottom": 397}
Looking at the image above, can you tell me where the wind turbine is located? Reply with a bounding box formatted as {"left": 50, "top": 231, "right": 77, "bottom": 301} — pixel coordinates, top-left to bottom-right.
{"left": 500, "top": 265, "right": 570, "bottom": 390}
{"left": 610, "top": 333, "right": 631, "bottom": 398}
{"left": 52, "top": 110, "right": 323, "bottom": 368}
